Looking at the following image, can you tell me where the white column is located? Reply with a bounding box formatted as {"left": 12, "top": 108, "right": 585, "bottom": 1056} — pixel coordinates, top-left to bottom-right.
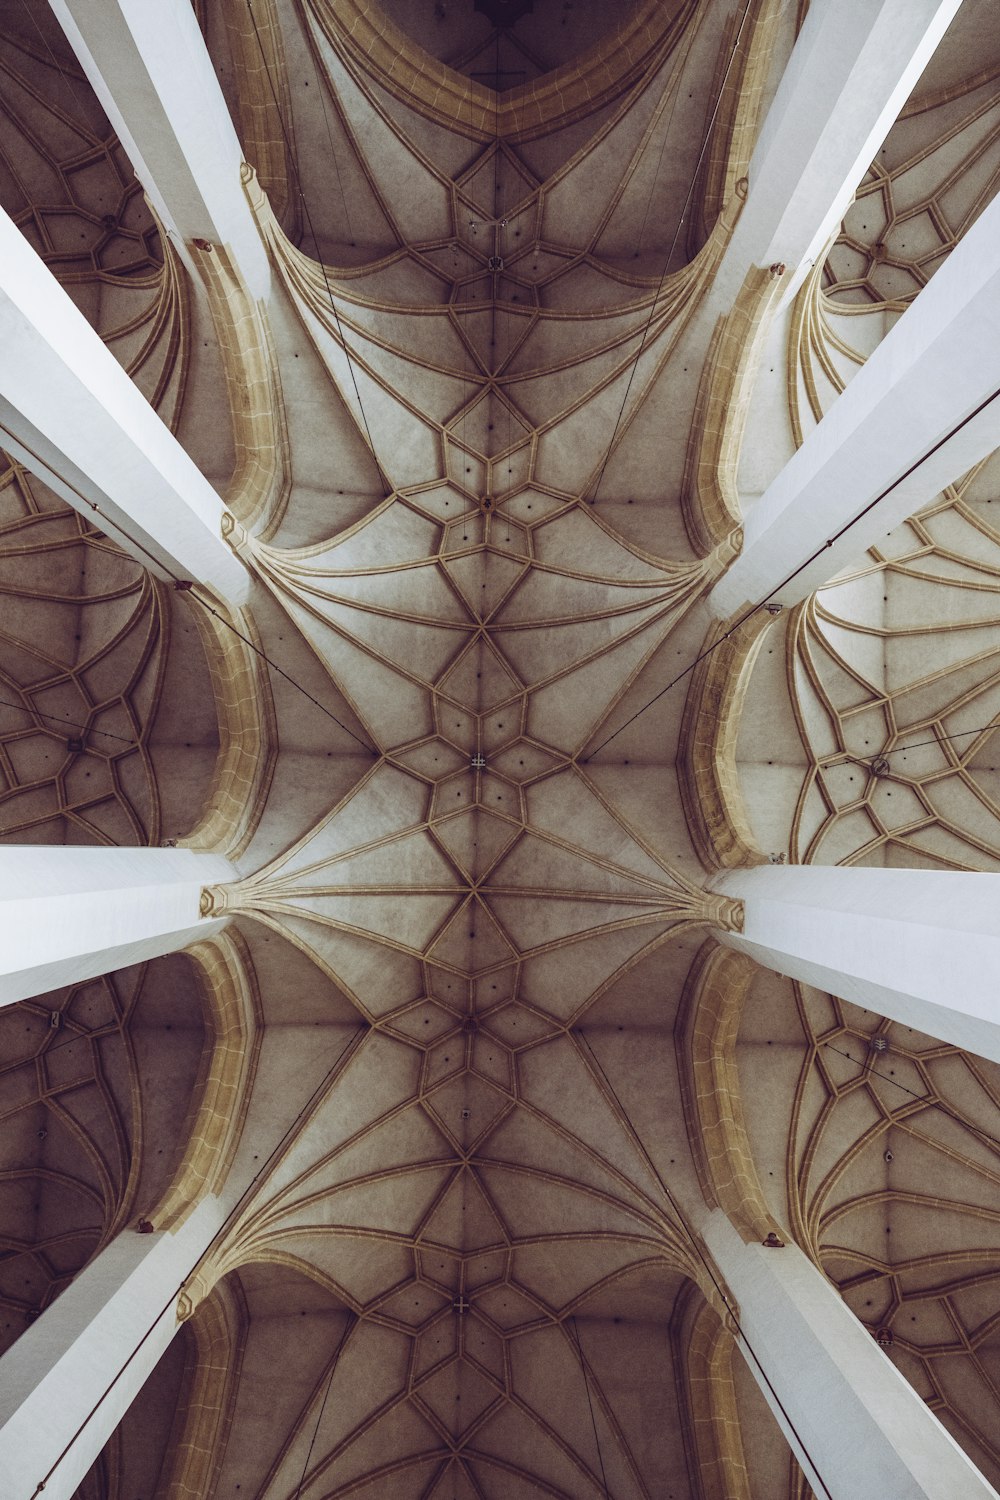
{"left": 713, "top": 0, "right": 962, "bottom": 311}
{"left": 0, "top": 847, "right": 234, "bottom": 1007}
{"left": 713, "top": 865, "right": 1000, "bottom": 1062}
{"left": 0, "top": 1197, "right": 223, "bottom": 1500}
{"left": 704, "top": 1210, "right": 1000, "bottom": 1500}
{"left": 49, "top": 0, "right": 270, "bottom": 298}
{"left": 0, "top": 207, "right": 249, "bottom": 603}
{"left": 710, "top": 185, "right": 1000, "bottom": 618}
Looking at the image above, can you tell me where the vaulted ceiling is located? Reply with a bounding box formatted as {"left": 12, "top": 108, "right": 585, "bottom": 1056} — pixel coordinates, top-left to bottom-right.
{"left": 2, "top": 2, "right": 1000, "bottom": 1498}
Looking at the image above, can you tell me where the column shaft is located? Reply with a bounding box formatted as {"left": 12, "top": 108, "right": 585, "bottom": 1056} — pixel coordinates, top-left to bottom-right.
{"left": 0, "top": 847, "right": 234, "bottom": 1007}
{"left": 713, "top": 865, "right": 1000, "bottom": 1062}
{"left": 0, "top": 207, "right": 249, "bottom": 602}
{"left": 714, "top": 0, "right": 961, "bottom": 310}
{"left": 0, "top": 1199, "right": 222, "bottom": 1500}
{"left": 704, "top": 1211, "right": 999, "bottom": 1500}
{"left": 50, "top": 0, "right": 270, "bottom": 297}
{"left": 710, "top": 186, "right": 1000, "bottom": 618}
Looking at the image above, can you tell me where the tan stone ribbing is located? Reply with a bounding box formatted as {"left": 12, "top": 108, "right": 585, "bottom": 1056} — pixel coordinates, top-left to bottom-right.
{"left": 676, "top": 940, "right": 776, "bottom": 1243}
{"left": 153, "top": 930, "right": 262, "bottom": 1231}
{"left": 307, "top": 0, "right": 698, "bottom": 142}
{"left": 181, "top": 592, "right": 276, "bottom": 861}
{"left": 156, "top": 1277, "right": 247, "bottom": 1500}
{"left": 190, "top": 230, "right": 290, "bottom": 536}
{"left": 678, "top": 611, "right": 770, "bottom": 872}
{"left": 693, "top": 0, "right": 788, "bottom": 250}
{"left": 682, "top": 263, "right": 786, "bottom": 556}
{"left": 673, "top": 1283, "right": 753, "bottom": 1500}
{"left": 218, "top": 0, "right": 300, "bottom": 238}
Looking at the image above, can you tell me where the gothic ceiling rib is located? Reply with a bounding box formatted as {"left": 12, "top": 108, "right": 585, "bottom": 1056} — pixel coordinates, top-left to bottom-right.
{"left": 158, "top": 1, "right": 772, "bottom": 1494}
{"left": 739, "top": 967, "right": 1000, "bottom": 1491}
{"left": 7, "top": 0, "right": 1000, "bottom": 1497}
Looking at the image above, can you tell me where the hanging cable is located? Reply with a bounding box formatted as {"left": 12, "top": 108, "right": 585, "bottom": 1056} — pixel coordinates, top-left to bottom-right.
{"left": 293, "top": 1313, "right": 354, "bottom": 1499}
{"left": 823, "top": 1039, "right": 1000, "bottom": 1158}
{"left": 573, "top": 1028, "right": 836, "bottom": 1500}
{"left": 585, "top": 377, "right": 1000, "bottom": 760}
{"left": 570, "top": 1314, "right": 611, "bottom": 1497}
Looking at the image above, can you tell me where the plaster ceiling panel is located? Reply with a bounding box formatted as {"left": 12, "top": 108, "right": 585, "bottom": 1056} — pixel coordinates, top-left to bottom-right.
{"left": 304, "top": 564, "right": 460, "bottom": 626}
{"left": 264, "top": 765, "right": 428, "bottom": 875}
{"left": 312, "top": 597, "right": 463, "bottom": 678}
{"left": 450, "top": 305, "right": 533, "bottom": 379}
{"left": 433, "top": 808, "right": 520, "bottom": 882}
{"left": 458, "top": 143, "right": 538, "bottom": 218}
{"left": 221, "top": 1319, "right": 410, "bottom": 1493}
{"left": 427, "top": 898, "right": 518, "bottom": 973}
{"left": 489, "top": 829, "right": 668, "bottom": 901}
{"left": 421, "top": 1167, "right": 507, "bottom": 1254}
{"left": 490, "top": 893, "right": 667, "bottom": 952}
{"left": 437, "top": 637, "right": 523, "bottom": 711}
{"left": 496, "top": 606, "right": 674, "bottom": 700}
{"left": 525, "top": 618, "right": 680, "bottom": 751}
{"left": 519, "top": 921, "right": 672, "bottom": 1022}
{"left": 446, "top": 387, "right": 533, "bottom": 458}
{"left": 539, "top": 259, "right": 647, "bottom": 311}
{"left": 531, "top": 391, "right": 658, "bottom": 501}
{"left": 339, "top": 327, "right": 470, "bottom": 427}
{"left": 537, "top": 69, "right": 670, "bottom": 252}
{"left": 516, "top": 1037, "right": 663, "bottom": 1192}
{"left": 304, "top": 18, "right": 453, "bottom": 244}
{"left": 424, "top": 1074, "right": 514, "bottom": 1155}
{"left": 415, "top": 1356, "right": 502, "bottom": 1440}
{"left": 270, "top": 602, "right": 434, "bottom": 744}
{"left": 339, "top": 253, "right": 453, "bottom": 305}
{"left": 483, "top": 1103, "right": 660, "bottom": 1217}
{"left": 291, "top": 306, "right": 441, "bottom": 489}
{"left": 441, "top": 549, "right": 527, "bottom": 618}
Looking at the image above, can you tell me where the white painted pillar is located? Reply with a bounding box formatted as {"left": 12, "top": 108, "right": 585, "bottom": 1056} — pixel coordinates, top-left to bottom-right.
{"left": 0, "top": 847, "right": 234, "bottom": 1007}
{"left": 713, "top": 865, "right": 1000, "bottom": 1062}
{"left": 704, "top": 1210, "right": 1000, "bottom": 1500}
{"left": 0, "top": 1197, "right": 223, "bottom": 1500}
{"left": 713, "top": 0, "right": 962, "bottom": 310}
{"left": 49, "top": 0, "right": 270, "bottom": 298}
{"left": 0, "top": 207, "right": 249, "bottom": 602}
{"left": 710, "top": 185, "right": 1000, "bottom": 618}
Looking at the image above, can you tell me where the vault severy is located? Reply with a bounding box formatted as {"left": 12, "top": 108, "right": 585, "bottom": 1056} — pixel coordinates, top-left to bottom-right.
{"left": 3, "top": 0, "right": 1000, "bottom": 1496}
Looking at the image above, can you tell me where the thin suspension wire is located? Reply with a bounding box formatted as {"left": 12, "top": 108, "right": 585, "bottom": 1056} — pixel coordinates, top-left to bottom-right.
{"left": 585, "top": 378, "right": 1000, "bottom": 760}
{"left": 574, "top": 1028, "right": 836, "bottom": 1500}
{"left": 587, "top": 0, "right": 756, "bottom": 508}
{"left": 245, "top": 0, "right": 390, "bottom": 496}
{"left": 294, "top": 1315, "right": 354, "bottom": 1499}
{"left": 28, "top": 1023, "right": 364, "bottom": 1500}
{"left": 0, "top": 693, "right": 134, "bottom": 744}
{"left": 823, "top": 1039, "right": 1000, "bottom": 1158}
{"left": 570, "top": 1314, "right": 611, "bottom": 1497}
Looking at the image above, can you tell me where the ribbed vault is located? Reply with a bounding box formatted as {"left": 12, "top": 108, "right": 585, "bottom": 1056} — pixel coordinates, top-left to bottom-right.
{"left": 3, "top": 1, "right": 1000, "bottom": 1498}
